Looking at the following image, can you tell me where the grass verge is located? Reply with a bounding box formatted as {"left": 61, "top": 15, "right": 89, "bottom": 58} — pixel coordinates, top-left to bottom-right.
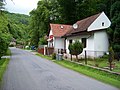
{"left": 0, "top": 58, "right": 10, "bottom": 81}
{"left": 36, "top": 53, "right": 120, "bottom": 89}
{"left": 0, "top": 49, "right": 11, "bottom": 82}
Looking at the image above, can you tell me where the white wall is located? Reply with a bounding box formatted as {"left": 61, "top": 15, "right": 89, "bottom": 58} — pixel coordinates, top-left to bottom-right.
{"left": 48, "top": 30, "right": 53, "bottom": 47}
{"left": 86, "top": 35, "right": 94, "bottom": 51}
{"left": 49, "top": 29, "right": 53, "bottom": 36}
{"left": 66, "top": 35, "right": 90, "bottom": 54}
{"left": 65, "top": 30, "right": 109, "bottom": 58}
{"left": 54, "top": 37, "right": 65, "bottom": 52}
{"left": 88, "top": 12, "right": 111, "bottom": 32}
{"left": 94, "top": 30, "right": 109, "bottom": 57}
{"left": 85, "top": 35, "right": 95, "bottom": 57}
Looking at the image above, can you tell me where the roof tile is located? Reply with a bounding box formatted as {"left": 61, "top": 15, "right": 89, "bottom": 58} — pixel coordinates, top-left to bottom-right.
{"left": 65, "top": 13, "right": 101, "bottom": 36}
{"left": 50, "top": 24, "right": 71, "bottom": 37}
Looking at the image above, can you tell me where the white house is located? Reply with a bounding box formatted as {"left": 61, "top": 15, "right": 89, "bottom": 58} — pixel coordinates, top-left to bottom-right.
{"left": 64, "top": 12, "right": 111, "bottom": 58}
{"left": 47, "top": 24, "right": 71, "bottom": 53}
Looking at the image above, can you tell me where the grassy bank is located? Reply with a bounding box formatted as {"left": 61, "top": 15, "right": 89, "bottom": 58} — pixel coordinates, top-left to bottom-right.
{"left": 0, "top": 49, "right": 11, "bottom": 81}
{"left": 36, "top": 54, "right": 120, "bottom": 89}
{"left": 0, "top": 58, "right": 10, "bottom": 81}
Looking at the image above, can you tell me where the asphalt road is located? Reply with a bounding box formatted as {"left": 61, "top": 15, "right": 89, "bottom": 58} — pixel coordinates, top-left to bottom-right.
{"left": 0, "top": 47, "right": 119, "bottom": 90}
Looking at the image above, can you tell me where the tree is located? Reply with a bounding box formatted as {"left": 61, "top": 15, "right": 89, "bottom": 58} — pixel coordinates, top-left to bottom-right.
{"left": 5, "top": 11, "right": 30, "bottom": 47}
{"left": 57, "top": 0, "right": 102, "bottom": 24}
{"left": 39, "top": 37, "right": 47, "bottom": 45}
{"left": 0, "top": 13, "right": 11, "bottom": 59}
{"left": 29, "top": 0, "right": 53, "bottom": 47}
{"left": 68, "top": 43, "right": 74, "bottom": 61}
{"left": 0, "top": 0, "right": 4, "bottom": 10}
{"left": 108, "top": 47, "right": 114, "bottom": 71}
{"left": 68, "top": 40, "right": 83, "bottom": 61}
{"left": 57, "top": 0, "right": 77, "bottom": 24}
{"left": 109, "top": 1, "right": 120, "bottom": 52}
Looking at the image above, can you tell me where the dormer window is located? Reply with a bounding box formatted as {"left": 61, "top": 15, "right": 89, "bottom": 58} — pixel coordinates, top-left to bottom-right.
{"left": 60, "top": 25, "right": 64, "bottom": 29}
{"left": 73, "top": 23, "right": 78, "bottom": 29}
{"left": 102, "top": 22, "right": 104, "bottom": 26}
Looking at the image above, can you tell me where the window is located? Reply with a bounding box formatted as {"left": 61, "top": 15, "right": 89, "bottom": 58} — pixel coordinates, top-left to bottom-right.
{"left": 82, "top": 38, "right": 86, "bottom": 48}
{"left": 102, "top": 22, "right": 104, "bottom": 26}
{"left": 69, "top": 40, "right": 72, "bottom": 44}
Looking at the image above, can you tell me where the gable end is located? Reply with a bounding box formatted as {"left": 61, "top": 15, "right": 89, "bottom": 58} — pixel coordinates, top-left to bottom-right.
{"left": 88, "top": 12, "right": 111, "bottom": 32}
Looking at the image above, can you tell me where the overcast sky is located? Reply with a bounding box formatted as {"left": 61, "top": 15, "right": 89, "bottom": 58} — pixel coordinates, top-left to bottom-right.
{"left": 5, "top": 0, "right": 40, "bottom": 15}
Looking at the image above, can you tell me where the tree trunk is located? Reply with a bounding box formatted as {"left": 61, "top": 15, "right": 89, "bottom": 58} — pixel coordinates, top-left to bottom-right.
{"left": 76, "top": 55, "right": 78, "bottom": 62}
{"left": 110, "top": 62, "right": 112, "bottom": 71}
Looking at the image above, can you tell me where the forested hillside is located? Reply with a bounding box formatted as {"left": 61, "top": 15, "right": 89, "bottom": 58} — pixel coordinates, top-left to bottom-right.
{"left": 4, "top": 11, "right": 30, "bottom": 43}
{"left": 30, "top": 0, "right": 120, "bottom": 52}
{"left": 0, "top": 11, "right": 30, "bottom": 58}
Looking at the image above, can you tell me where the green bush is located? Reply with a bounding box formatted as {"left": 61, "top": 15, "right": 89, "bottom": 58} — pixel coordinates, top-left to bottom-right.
{"left": 0, "top": 14, "right": 12, "bottom": 59}
{"left": 68, "top": 40, "right": 83, "bottom": 61}
{"left": 52, "top": 53, "right": 56, "bottom": 59}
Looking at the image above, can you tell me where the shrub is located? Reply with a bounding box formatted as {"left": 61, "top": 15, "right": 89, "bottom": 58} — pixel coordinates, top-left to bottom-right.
{"left": 52, "top": 53, "right": 56, "bottom": 59}
{"left": 68, "top": 40, "right": 83, "bottom": 61}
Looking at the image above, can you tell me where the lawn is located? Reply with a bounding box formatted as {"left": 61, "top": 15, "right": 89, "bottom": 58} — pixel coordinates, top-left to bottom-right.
{"left": 77, "top": 58, "right": 120, "bottom": 73}
{"left": 36, "top": 53, "right": 120, "bottom": 89}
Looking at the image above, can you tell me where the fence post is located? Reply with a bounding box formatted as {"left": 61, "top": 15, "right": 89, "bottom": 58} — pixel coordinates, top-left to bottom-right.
{"left": 85, "top": 50, "right": 87, "bottom": 65}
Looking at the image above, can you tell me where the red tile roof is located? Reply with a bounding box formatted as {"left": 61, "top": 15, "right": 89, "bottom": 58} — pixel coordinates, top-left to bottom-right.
{"left": 50, "top": 24, "right": 72, "bottom": 37}
{"left": 65, "top": 13, "right": 101, "bottom": 36}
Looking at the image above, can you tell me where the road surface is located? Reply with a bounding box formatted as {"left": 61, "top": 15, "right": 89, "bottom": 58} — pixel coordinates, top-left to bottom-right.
{"left": 0, "top": 47, "right": 119, "bottom": 90}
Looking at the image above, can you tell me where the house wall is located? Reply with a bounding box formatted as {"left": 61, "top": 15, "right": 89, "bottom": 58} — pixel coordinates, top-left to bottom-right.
{"left": 65, "top": 30, "right": 109, "bottom": 58}
{"left": 88, "top": 12, "right": 111, "bottom": 32}
{"left": 54, "top": 37, "right": 65, "bottom": 53}
{"left": 48, "top": 41, "right": 53, "bottom": 47}
{"left": 85, "top": 35, "right": 95, "bottom": 57}
{"left": 66, "top": 36, "right": 82, "bottom": 54}
{"left": 86, "top": 35, "right": 94, "bottom": 51}
{"left": 66, "top": 35, "right": 90, "bottom": 55}
{"left": 94, "top": 30, "right": 109, "bottom": 57}
{"left": 48, "top": 30, "right": 55, "bottom": 47}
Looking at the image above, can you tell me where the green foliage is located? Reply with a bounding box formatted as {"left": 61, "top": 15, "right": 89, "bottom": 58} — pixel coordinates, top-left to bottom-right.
{"left": 68, "top": 44, "right": 73, "bottom": 55}
{"left": 72, "top": 40, "right": 83, "bottom": 55}
{"left": 57, "top": 0, "right": 108, "bottom": 24}
{"left": 109, "top": 47, "right": 114, "bottom": 63}
{"left": 109, "top": 1, "right": 120, "bottom": 52}
{"left": 0, "top": 13, "right": 12, "bottom": 59}
{"left": 4, "top": 11, "right": 29, "bottom": 25}
{"left": 52, "top": 53, "right": 56, "bottom": 59}
{"left": 30, "top": 0, "right": 50, "bottom": 47}
{"left": 39, "top": 37, "right": 47, "bottom": 45}
{"left": 0, "top": 32, "right": 11, "bottom": 58}
{"left": 57, "top": 0, "right": 77, "bottom": 24}
{"left": 0, "top": 58, "right": 10, "bottom": 81}
{"left": 4, "top": 11, "right": 30, "bottom": 47}
{"left": 68, "top": 40, "right": 83, "bottom": 60}
{"left": 109, "top": 47, "right": 114, "bottom": 70}
{"left": 0, "top": 1, "right": 5, "bottom": 10}
{"left": 69, "top": 40, "right": 83, "bottom": 55}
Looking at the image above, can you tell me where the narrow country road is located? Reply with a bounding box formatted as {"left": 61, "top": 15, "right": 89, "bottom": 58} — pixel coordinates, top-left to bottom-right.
{"left": 0, "top": 47, "right": 119, "bottom": 90}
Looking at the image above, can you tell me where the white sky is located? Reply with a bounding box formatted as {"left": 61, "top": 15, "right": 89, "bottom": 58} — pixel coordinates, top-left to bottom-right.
{"left": 5, "top": 0, "right": 40, "bottom": 15}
